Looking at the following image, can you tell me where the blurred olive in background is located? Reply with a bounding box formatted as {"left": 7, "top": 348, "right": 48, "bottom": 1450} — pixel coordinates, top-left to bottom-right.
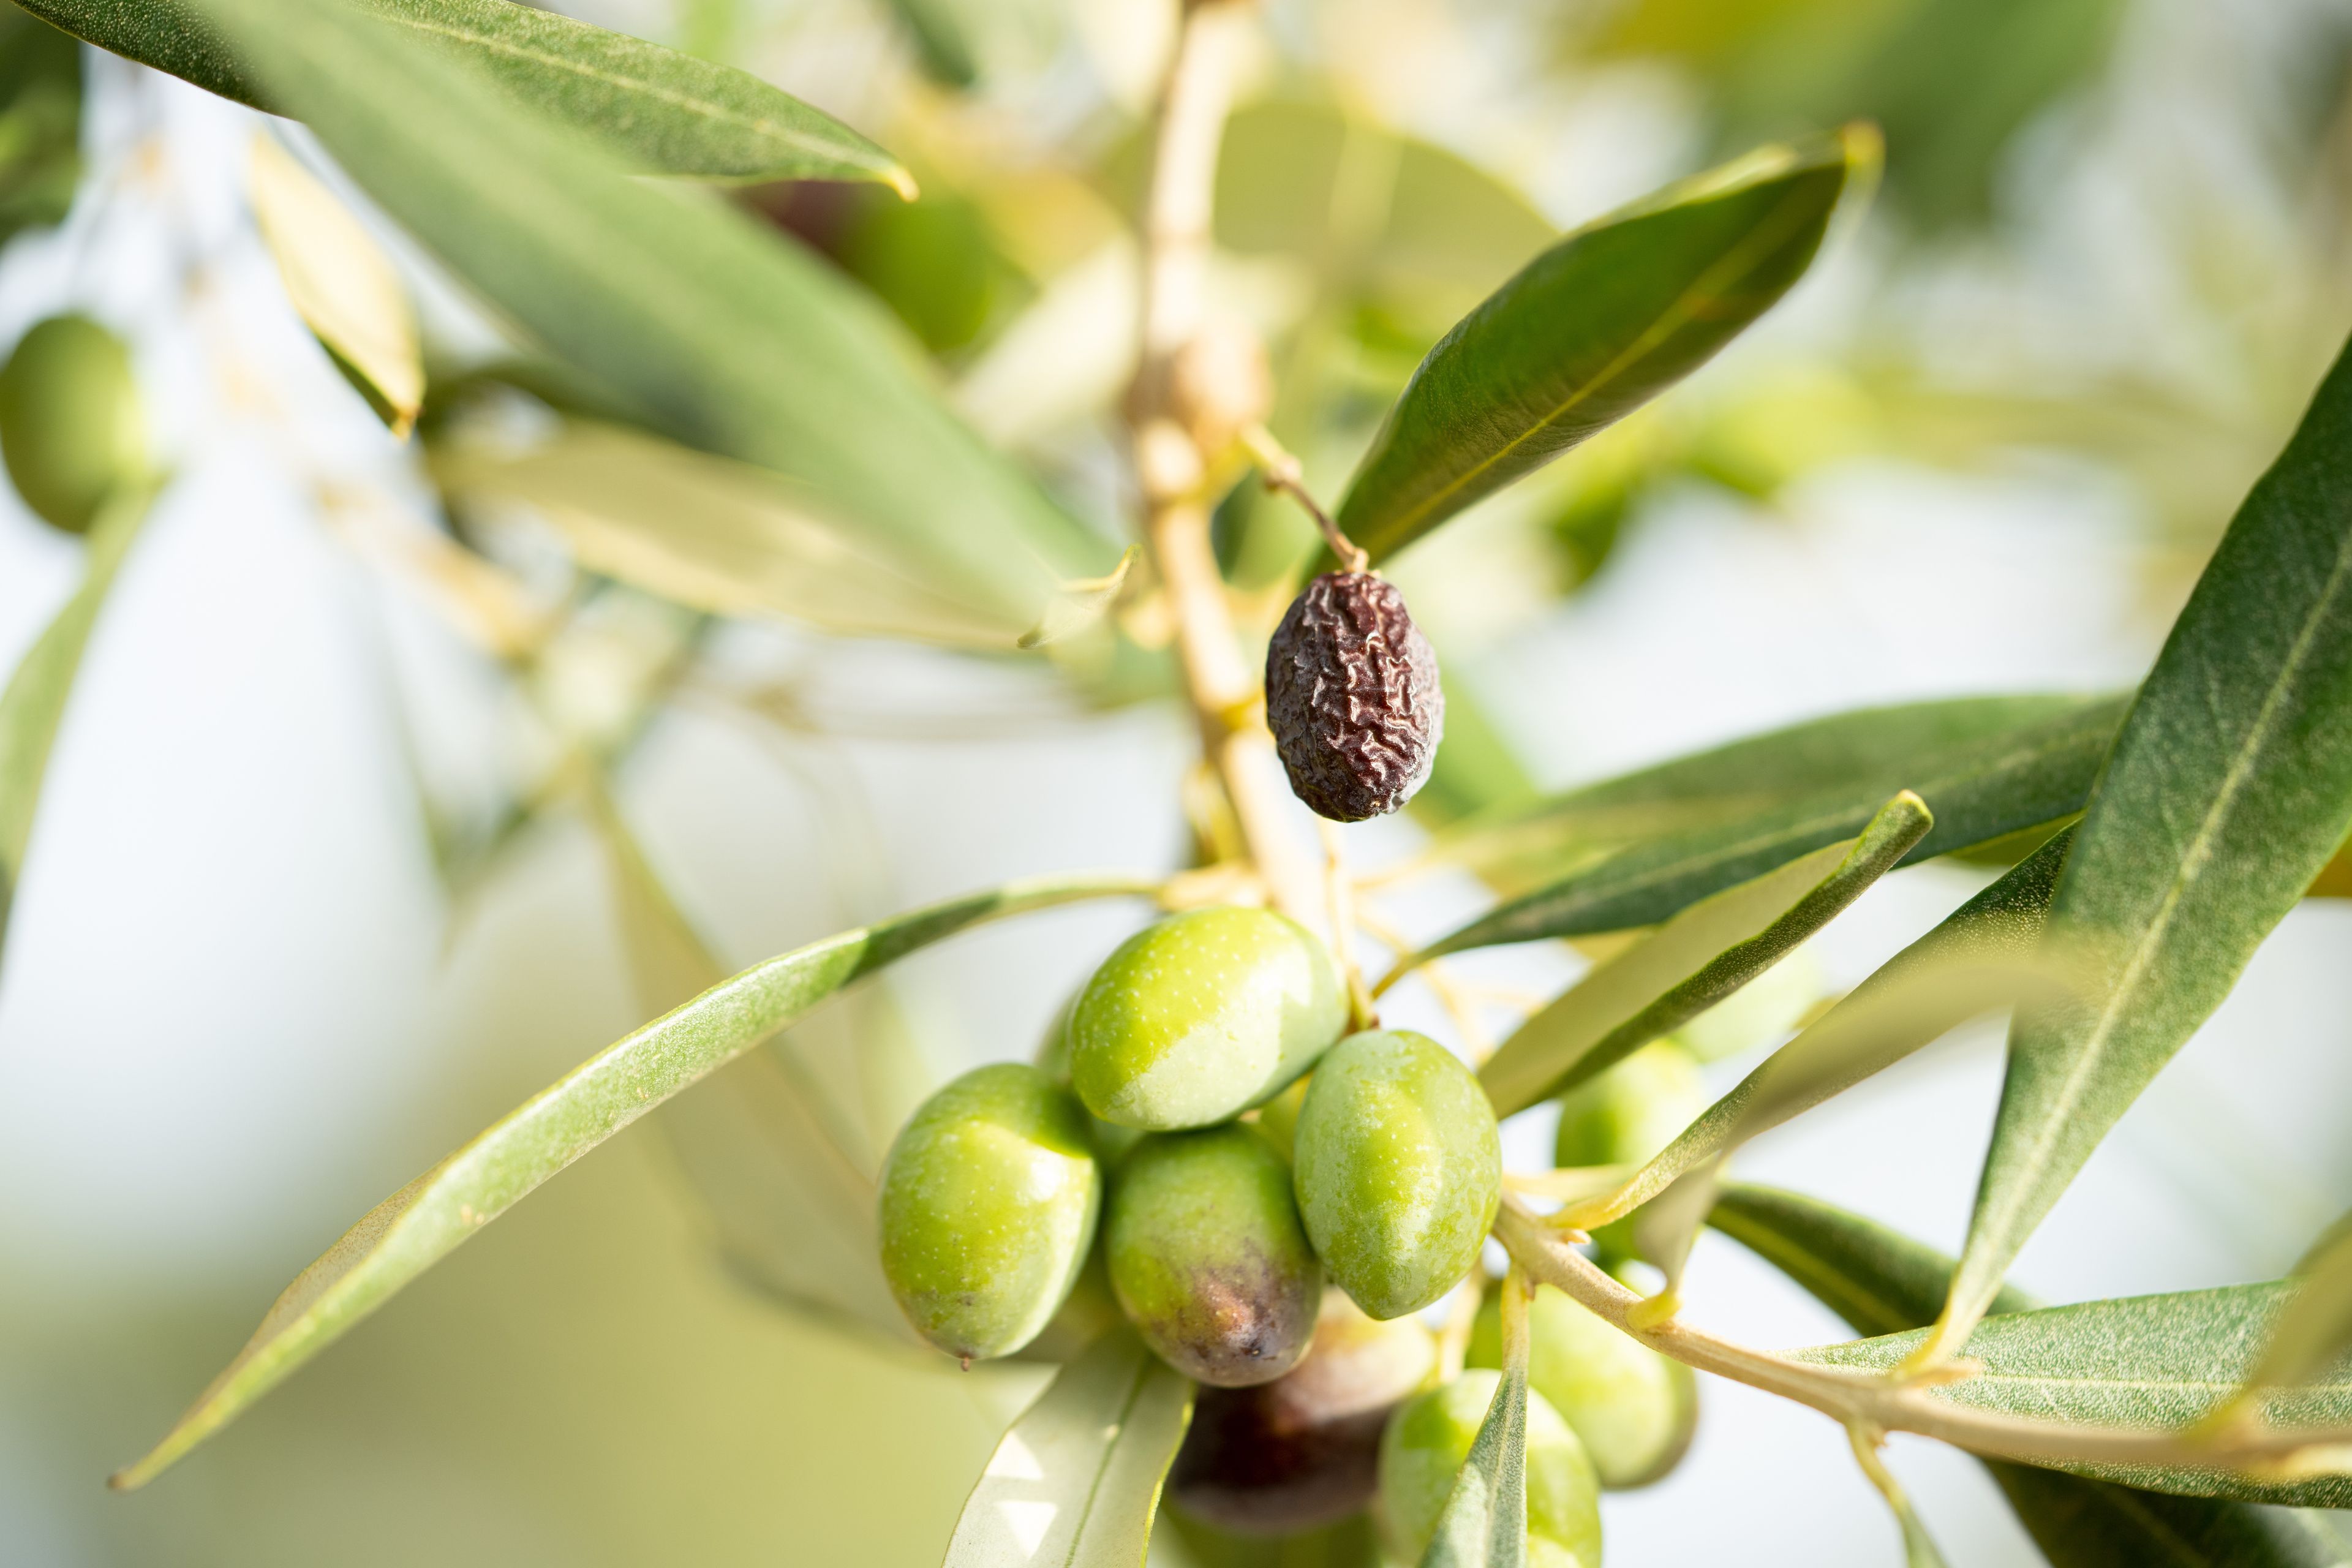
{"left": 1167, "top": 1291, "right": 1435, "bottom": 1536}
{"left": 0, "top": 312, "right": 145, "bottom": 533}
{"left": 1553, "top": 1039, "right": 1708, "bottom": 1269}
{"left": 1469, "top": 1282, "right": 1698, "bottom": 1489}
{"left": 1377, "top": 1369, "right": 1603, "bottom": 1567}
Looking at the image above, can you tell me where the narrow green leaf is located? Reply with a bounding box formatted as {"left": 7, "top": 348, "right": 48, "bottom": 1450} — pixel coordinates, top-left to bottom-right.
{"left": 2239, "top": 1215, "right": 2352, "bottom": 1406}
{"left": 432, "top": 422, "right": 1028, "bottom": 647}
{"left": 1566, "top": 830, "right": 2075, "bottom": 1231}
{"left": 1477, "top": 791, "right": 1931, "bottom": 1118}
{"left": 1426, "top": 693, "right": 2109, "bottom": 897}
{"left": 1709, "top": 1185, "right": 2352, "bottom": 1562}
{"left": 1424, "top": 695, "right": 2122, "bottom": 956}
{"left": 108, "top": 869, "right": 1158, "bottom": 1491}
{"left": 945, "top": 1327, "right": 1196, "bottom": 1568}
{"left": 1420, "top": 1275, "right": 1529, "bottom": 1568}
{"left": 200, "top": 0, "right": 1103, "bottom": 638}
{"left": 1942, "top": 334, "right": 2352, "bottom": 1356}
{"left": 1330, "top": 127, "right": 1874, "bottom": 565}
{"left": 0, "top": 485, "right": 151, "bottom": 962}
{"left": 582, "top": 779, "right": 913, "bottom": 1342}
{"left": 19, "top": 0, "right": 910, "bottom": 187}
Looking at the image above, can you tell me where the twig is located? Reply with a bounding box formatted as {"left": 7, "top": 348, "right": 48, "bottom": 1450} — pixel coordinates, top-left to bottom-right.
{"left": 1240, "top": 422, "right": 1368, "bottom": 573}
{"left": 1129, "top": 0, "right": 1320, "bottom": 926}
{"left": 1494, "top": 1197, "right": 2352, "bottom": 1480}
{"left": 1319, "top": 819, "right": 1378, "bottom": 1029}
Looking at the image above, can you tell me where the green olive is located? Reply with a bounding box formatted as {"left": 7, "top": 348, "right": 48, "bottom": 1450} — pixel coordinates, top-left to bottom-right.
{"left": 0, "top": 314, "right": 145, "bottom": 535}
{"left": 1107, "top": 1125, "right": 1322, "bottom": 1385}
{"left": 1467, "top": 1283, "right": 1697, "bottom": 1488}
{"left": 1292, "top": 1030, "right": 1500, "bottom": 1319}
{"left": 1376, "top": 1370, "right": 1602, "bottom": 1567}
{"left": 1068, "top": 907, "right": 1346, "bottom": 1131}
{"left": 1555, "top": 1039, "right": 1707, "bottom": 1271}
{"left": 878, "top": 1063, "right": 1101, "bottom": 1363}
{"left": 1167, "top": 1291, "right": 1434, "bottom": 1534}
{"left": 1033, "top": 992, "right": 1143, "bottom": 1166}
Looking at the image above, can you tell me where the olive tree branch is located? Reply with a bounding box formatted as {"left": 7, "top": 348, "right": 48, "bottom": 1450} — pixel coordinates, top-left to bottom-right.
{"left": 1130, "top": 0, "right": 1319, "bottom": 925}
{"left": 1494, "top": 1196, "right": 2352, "bottom": 1481}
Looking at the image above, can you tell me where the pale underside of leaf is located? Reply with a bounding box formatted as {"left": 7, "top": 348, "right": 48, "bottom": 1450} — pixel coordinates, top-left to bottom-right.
{"left": 1940, "top": 334, "right": 2352, "bottom": 1362}
{"left": 944, "top": 1327, "right": 1196, "bottom": 1568}
{"left": 248, "top": 132, "right": 423, "bottom": 434}
{"left": 18, "top": 0, "right": 912, "bottom": 187}
{"left": 0, "top": 486, "right": 153, "bottom": 963}
{"left": 1421, "top": 1272, "right": 1530, "bottom": 1568}
{"left": 433, "top": 423, "right": 1021, "bottom": 647}
{"left": 108, "top": 870, "right": 1157, "bottom": 1491}
{"left": 1476, "top": 791, "right": 1931, "bottom": 1119}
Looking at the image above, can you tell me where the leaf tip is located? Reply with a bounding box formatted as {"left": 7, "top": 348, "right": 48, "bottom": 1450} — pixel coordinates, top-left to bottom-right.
{"left": 884, "top": 165, "right": 920, "bottom": 203}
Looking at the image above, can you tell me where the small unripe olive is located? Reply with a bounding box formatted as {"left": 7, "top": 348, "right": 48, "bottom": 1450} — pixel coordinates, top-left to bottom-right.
{"left": 1107, "top": 1125, "right": 1322, "bottom": 1386}
{"left": 1167, "top": 1291, "right": 1435, "bottom": 1535}
{"left": 1555, "top": 1039, "right": 1707, "bottom": 1269}
{"left": 878, "top": 1063, "right": 1101, "bottom": 1363}
{"left": 1293, "top": 1030, "right": 1500, "bottom": 1319}
{"left": 1069, "top": 907, "right": 1346, "bottom": 1132}
{"left": 0, "top": 314, "right": 145, "bottom": 535}
{"left": 1468, "top": 1283, "right": 1697, "bottom": 1488}
{"left": 1377, "top": 1370, "right": 1602, "bottom": 1567}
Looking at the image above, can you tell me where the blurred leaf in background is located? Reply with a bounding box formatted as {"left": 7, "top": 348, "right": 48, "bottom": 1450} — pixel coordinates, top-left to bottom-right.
{"left": 0, "top": 1, "right": 80, "bottom": 246}
{"left": 1591, "top": 0, "right": 2127, "bottom": 228}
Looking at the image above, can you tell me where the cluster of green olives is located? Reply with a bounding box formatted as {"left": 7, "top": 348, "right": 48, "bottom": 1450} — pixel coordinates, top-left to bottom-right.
{"left": 878, "top": 905, "right": 1711, "bottom": 1563}
{"left": 880, "top": 905, "right": 1500, "bottom": 1375}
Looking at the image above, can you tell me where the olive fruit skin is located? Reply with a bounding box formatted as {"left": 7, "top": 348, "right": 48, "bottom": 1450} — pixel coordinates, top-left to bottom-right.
{"left": 1033, "top": 995, "right": 1143, "bottom": 1166}
{"left": 1167, "top": 1291, "right": 1434, "bottom": 1535}
{"left": 1378, "top": 1370, "right": 1603, "bottom": 1567}
{"left": 1555, "top": 1039, "right": 1707, "bottom": 1268}
{"left": 1107, "top": 1125, "right": 1322, "bottom": 1386}
{"left": 1265, "top": 571, "right": 1444, "bottom": 821}
{"left": 1069, "top": 907, "right": 1346, "bottom": 1132}
{"left": 1468, "top": 1283, "right": 1697, "bottom": 1488}
{"left": 0, "top": 314, "right": 145, "bottom": 535}
{"left": 878, "top": 1063, "right": 1102, "bottom": 1363}
{"left": 1292, "top": 1030, "right": 1501, "bottom": 1319}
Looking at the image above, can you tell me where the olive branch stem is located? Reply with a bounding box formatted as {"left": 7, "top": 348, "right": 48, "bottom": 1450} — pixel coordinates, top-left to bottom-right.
{"left": 1240, "top": 422, "right": 1369, "bottom": 573}
{"left": 1129, "top": 0, "right": 1319, "bottom": 926}
{"left": 1494, "top": 1196, "right": 2352, "bottom": 1482}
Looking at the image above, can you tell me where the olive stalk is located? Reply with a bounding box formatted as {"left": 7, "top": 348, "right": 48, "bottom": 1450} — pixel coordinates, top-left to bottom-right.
{"left": 1130, "top": 0, "right": 1319, "bottom": 925}
{"left": 1495, "top": 1197, "right": 2352, "bottom": 1481}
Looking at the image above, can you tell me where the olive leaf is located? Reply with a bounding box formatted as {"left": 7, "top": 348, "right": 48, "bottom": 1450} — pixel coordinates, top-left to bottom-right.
{"left": 1476, "top": 790, "right": 1931, "bottom": 1118}
{"left": 1419, "top": 1273, "right": 1530, "bottom": 1568}
{"left": 432, "top": 423, "right": 1026, "bottom": 647}
{"left": 1422, "top": 693, "right": 2113, "bottom": 897}
{"left": 108, "top": 869, "right": 1159, "bottom": 1491}
{"left": 1560, "top": 829, "right": 2076, "bottom": 1233}
{"left": 1329, "top": 127, "right": 1874, "bottom": 565}
{"left": 19, "top": 0, "right": 911, "bottom": 188}
{"left": 2231, "top": 1213, "right": 2352, "bottom": 1414}
{"left": 943, "top": 1326, "right": 1196, "bottom": 1568}
{"left": 200, "top": 0, "right": 1109, "bottom": 641}
{"left": 582, "top": 779, "right": 914, "bottom": 1343}
{"left": 1709, "top": 1185, "right": 2352, "bottom": 1562}
{"left": 247, "top": 133, "right": 423, "bottom": 435}
{"left": 1422, "top": 694, "right": 2122, "bottom": 955}
{"left": 1937, "top": 333, "right": 2352, "bottom": 1360}
{"left": 0, "top": 484, "right": 154, "bottom": 965}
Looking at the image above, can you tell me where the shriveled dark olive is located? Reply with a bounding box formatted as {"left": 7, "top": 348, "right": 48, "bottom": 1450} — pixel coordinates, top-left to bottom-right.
{"left": 1166, "top": 1292, "right": 1434, "bottom": 1536}
{"left": 1264, "top": 571, "right": 1443, "bottom": 821}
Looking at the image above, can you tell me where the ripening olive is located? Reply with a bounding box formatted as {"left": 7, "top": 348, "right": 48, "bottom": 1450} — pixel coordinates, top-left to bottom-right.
{"left": 1468, "top": 1282, "right": 1697, "bottom": 1489}
{"left": 1167, "top": 1291, "right": 1435, "bottom": 1535}
{"left": 1069, "top": 907, "right": 1346, "bottom": 1132}
{"left": 1107, "top": 1125, "right": 1322, "bottom": 1386}
{"left": 1377, "top": 1370, "right": 1603, "bottom": 1567}
{"left": 1555, "top": 1039, "right": 1707, "bottom": 1270}
{"left": 0, "top": 314, "right": 145, "bottom": 535}
{"left": 1292, "top": 1030, "right": 1501, "bottom": 1320}
{"left": 878, "top": 1063, "right": 1101, "bottom": 1363}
